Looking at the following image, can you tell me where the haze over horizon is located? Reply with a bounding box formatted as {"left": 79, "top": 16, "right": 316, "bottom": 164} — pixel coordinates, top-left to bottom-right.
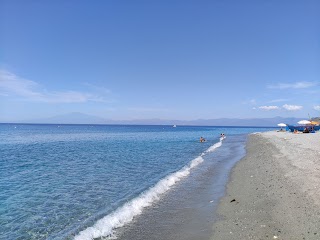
{"left": 0, "top": 111, "right": 306, "bottom": 127}
{"left": 1, "top": 1, "right": 319, "bottom": 122}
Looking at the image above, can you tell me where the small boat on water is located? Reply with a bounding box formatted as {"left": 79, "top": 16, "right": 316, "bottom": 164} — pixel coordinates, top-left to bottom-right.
{"left": 173, "top": 125, "right": 177, "bottom": 128}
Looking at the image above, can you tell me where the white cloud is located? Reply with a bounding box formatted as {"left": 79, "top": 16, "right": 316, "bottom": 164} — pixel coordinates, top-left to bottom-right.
{"left": 314, "top": 106, "right": 320, "bottom": 111}
{"left": 0, "top": 69, "right": 111, "bottom": 103}
{"left": 0, "top": 70, "right": 43, "bottom": 98}
{"left": 129, "top": 107, "right": 170, "bottom": 112}
{"left": 282, "top": 104, "right": 303, "bottom": 111}
{"left": 268, "top": 81, "right": 318, "bottom": 89}
{"left": 258, "top": 106, "right": 280, "bottom": 110}
{"left": 268, "top": 98, "right": 289, "bottom": 103}
{"left": 46, "top": 91, "right": 91, "bottom": 103}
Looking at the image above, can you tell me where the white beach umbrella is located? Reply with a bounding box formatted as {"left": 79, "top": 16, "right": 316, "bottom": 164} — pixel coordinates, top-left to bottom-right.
{"left": 277, "top": 123, "right": 286, "bottom": 130}
{"left": 297, "top": 120, "right": 311, "bottom": 125}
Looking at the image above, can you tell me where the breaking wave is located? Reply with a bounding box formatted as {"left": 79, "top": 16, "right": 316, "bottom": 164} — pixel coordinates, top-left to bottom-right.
{"left": 74, "top": 139, "right": 224, "bottom": 240}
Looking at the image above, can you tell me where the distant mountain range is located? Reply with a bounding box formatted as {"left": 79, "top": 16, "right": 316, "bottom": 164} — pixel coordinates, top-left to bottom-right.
{"left": 2, "top": 112, "right": 309, "bottom": 127}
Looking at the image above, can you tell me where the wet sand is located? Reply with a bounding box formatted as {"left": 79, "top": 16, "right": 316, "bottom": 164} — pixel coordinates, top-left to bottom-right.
{"left": 211, "top": 131, "right": 320, "bottom": 240}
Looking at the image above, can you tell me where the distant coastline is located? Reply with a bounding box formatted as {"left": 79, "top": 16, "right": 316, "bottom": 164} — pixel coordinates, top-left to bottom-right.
{"left": 0, "top": 112, "right": 304, "bottom": 127}
{"left": 0, "top": 122, "right": 276, "bottom": 128}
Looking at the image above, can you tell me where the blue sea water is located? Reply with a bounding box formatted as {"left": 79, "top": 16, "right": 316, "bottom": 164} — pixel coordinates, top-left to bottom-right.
{"left": 0, "top": 124, "right": 271, "bottom": 239}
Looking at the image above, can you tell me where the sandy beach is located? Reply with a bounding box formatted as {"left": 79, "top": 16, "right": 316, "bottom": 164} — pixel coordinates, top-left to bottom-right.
{"left": 211, "top": 131, "right": 320, "bottom": 240}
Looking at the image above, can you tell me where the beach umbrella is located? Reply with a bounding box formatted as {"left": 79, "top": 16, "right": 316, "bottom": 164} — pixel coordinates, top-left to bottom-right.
{"left": 297, "top": 120, "right": 311, "bottom": 125}
{"left": 277, "top": 123, "right": 286, "bottom": 130}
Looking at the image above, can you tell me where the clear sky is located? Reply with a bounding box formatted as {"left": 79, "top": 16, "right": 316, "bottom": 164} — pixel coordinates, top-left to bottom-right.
{"left": 1, "top": 0, "right": 319, "bottom": 122}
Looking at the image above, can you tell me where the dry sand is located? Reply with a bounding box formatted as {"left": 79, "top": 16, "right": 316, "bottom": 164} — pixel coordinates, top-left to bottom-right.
{"left": 211, "top": 131, "right": 320, "bottom": 240}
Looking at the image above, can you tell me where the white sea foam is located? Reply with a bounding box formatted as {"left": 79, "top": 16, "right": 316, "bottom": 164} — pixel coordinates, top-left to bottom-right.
{"left": 74, "top": 156, "right": 204, "bottom": 240}
{"left": 206, "top": 139, "right": 223, "bottom": 153}
{"left": 251, "top": 132, "right": 261, "bottom": 135}
{"left": 74, "top": 139, "right": 225, "bottom": 240}
{"left": 220, "top": 136, "right": 226, "bottom": 141}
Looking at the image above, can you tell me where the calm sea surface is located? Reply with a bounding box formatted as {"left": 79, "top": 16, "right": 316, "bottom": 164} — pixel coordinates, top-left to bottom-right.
{"left": 0, "top": 124, "right": 272, "bottom": 239}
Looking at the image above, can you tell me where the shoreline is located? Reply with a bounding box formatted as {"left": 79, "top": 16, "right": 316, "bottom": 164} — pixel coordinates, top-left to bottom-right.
{"left": 211, "top": 131, "right": 320, "bottom": 239}
{"left": 115, "top": 134, "right": 247, "bottom": 240}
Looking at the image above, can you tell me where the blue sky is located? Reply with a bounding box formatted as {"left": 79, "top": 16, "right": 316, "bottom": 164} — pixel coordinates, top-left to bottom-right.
{"left": 0, "top": 0, "right": 319, "bottom": 122}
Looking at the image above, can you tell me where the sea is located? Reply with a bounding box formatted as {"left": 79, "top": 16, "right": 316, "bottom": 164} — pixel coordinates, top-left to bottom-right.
{"left": 0, "top": 124, "right": 272, "bottom": 240}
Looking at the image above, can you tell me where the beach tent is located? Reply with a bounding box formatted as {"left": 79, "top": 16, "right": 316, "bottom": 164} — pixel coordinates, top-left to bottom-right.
{"left": 277, "top": 123, "right": 286, "bottom": 130}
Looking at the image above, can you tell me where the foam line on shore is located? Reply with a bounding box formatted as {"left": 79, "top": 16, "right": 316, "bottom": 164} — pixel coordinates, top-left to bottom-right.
{"left": 74, "top": 139, "right": 223, "bottom": 240}
{"left": 206, "top": 141, "right": 222, "bottom": 153}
